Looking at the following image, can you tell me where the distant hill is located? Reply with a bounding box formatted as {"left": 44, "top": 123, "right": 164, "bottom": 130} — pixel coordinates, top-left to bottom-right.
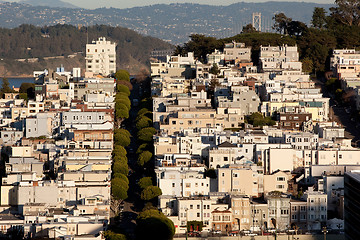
{"left": 0, "top": 1, "right": 334, "bottom": 44}
{"left": 0, "top": 24, "right": 173, "bottom": 76}
{"left": 19, "top": 0, "right": 79, "bottom": 8}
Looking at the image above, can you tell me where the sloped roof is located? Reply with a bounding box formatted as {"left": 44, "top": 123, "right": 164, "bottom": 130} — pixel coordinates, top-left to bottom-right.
{"left": 218, "top": 141, "right": 237, "bottom": 148}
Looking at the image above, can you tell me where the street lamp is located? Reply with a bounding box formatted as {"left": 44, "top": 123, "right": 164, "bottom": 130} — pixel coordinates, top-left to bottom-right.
{"left": 322, "top": 226, "right": 328, "bottom": 240}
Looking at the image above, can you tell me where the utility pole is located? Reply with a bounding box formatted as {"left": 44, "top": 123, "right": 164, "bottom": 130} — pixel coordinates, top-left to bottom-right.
{"left": 322, "top": 226, "right": 328, "bottom": 240}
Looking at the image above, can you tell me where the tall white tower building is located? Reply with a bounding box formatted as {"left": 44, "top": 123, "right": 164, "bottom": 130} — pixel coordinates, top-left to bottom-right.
{"left": 86, "top": 37, "right": 117, "bottom": 76}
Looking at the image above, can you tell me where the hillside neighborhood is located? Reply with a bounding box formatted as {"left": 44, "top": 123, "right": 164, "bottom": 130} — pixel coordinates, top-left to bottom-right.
{"left": 150, "top": 41, "right": 360, "bottom": 238}
{"left": 0, "top": 18, "right": 360, "bottom": 240}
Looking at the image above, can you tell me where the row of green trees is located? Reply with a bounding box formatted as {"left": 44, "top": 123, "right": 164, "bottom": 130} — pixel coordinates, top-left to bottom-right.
{"left": 135, "top": 100, "right": 162, "bottom": 203}
{"left": 105, "top": 71, "right": 133, "bottom": 240}
{"left": 133, "top": 91, "right": 175, "bottom": 240}
{"left": 111, "top": 70, "right": 132, "bottom": 201}
{"left": 114, "top": 70, "right": 132, "bottom": 124}
{"left": 111, "top": 143, "right": 130, "bottom": 201}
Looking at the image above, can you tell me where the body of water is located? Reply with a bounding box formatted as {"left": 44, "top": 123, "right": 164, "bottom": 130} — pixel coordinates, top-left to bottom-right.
{"left": 0, "top": 78, "right": 35, "bottom": 88}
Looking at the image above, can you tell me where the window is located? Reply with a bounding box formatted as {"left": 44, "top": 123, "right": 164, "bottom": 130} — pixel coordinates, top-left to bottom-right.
{"left": 190, "top": 205, "right": 193, "bottom": 209}
{"left": 224, "top": 157, "right": 228, "bottom": 161}
{"left": 277, "top": 177, "right": 285, "bottom": 181}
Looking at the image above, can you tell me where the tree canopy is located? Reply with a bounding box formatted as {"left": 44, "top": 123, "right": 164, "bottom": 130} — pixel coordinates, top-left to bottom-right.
{"left": 111, "top": 177, "right": 128, "bottom": 200}
{"left": 114, "top": 129, "right": 131, "bottom": 147}
{"left": 137, "top": 127, "right": 156, "bottom": 142}
{"left": 115, "top": 70, "right": 130, "bottom": 81}
{"left": 116, "top": 84, "right": 130, "bottom": 96}
{"left": 138, "top": 177, "right": 153, "bottom": 189}
{"left": 137, "top": 151, "right": 153, "bottom": 166}
{"left": 0, "top": 78, "right": 13, "bottom": 96}
{"left": 136, "top": 209, "right": 175, "bottom": 240}
{"left": 246, "top": 112, "right": 276, "bottom": 127}
{"left": 141, "top": 186, "right": 162, "bottom": 201}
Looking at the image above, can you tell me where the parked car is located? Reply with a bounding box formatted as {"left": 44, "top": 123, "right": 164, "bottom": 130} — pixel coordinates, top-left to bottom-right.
{"left": 188, "top": 231, "right": 200, "bottom": 237}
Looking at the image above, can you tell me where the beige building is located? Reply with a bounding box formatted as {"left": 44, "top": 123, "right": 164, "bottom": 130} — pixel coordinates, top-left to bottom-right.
{"left": 217, "top": 166, "right": 262, "bottom": 197}
{"left": 209, "top": 142, "right": 242, "bottom": 168}
{"left": 263, "top": 171, "right": 292, "bottom": 195}
{"left": 230, "top": 195, "right": 251, "bottom": 231}
{"left": 223, "top": 42, "right": 251, "bottom": 63}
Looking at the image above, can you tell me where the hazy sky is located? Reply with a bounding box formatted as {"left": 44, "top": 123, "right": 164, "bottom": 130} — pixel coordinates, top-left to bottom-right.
{"left": 38, "top": 0, "right": 335, "bottom": 9}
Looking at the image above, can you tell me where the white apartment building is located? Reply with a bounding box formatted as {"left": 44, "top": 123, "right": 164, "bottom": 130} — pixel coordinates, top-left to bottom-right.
{"left": 266, "top": 194, "right": 291, "bottom": 231}
{"left": 177, "top": 197, "right": 213, "bottom": 229}
{"left": 86, "top": 37, "right": 116, "bottom": 76}
{"left": 223, "top": 42, "right": 251, "bottom": 63}
{"left": 260, "top": 45, "right": 301, "bottom": 72}
{"left": 303, "top": 188, "right": 327, "bottom": 230}
{"left": 155, "top": 167, "right": 210, "bottom": 197}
